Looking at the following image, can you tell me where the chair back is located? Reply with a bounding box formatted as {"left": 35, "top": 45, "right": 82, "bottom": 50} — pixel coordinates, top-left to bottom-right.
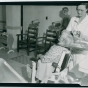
{"left": 35, "top": 30, "right": 58, "bottom": 55}
{"left": 56, "top": 50, "right": 71, "bottom": 72}
{"left": 44, "top": 29, "right": 58, "bottom": 52}
{"left": 28, "top": 27, "right": 38, "bottom": 38}
{"left": 27, "top": 26, "right": 39, "bottom": 56}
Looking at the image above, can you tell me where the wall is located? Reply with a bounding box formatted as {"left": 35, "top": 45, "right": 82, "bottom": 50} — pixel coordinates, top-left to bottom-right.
{"left": 71, "top": 6, "right": 77, "bottom": 17}
{"left": 6, "top": 5, "right": 21, "bottom": 49}
{"left": 6, "top": 5, "right": 21, "bottom": 27}
{"left": 23, "top": 5, "right": 77, "bottom": 37}
{"left": 0, "top": 5, "right": 6, "bottom": 31}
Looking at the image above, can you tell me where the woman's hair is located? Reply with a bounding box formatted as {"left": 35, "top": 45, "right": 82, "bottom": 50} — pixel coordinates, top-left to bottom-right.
{"left": 58, "top": 30, "right": 74, "bottom": 47}
{"left": 76, "top": 3, "right": 88, "bottom": 13}
{"left": 55, "top": 30, "right": 74, "bottom": 45}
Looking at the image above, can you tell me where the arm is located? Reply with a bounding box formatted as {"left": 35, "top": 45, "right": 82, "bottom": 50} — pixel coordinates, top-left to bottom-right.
{"left": 80, "top": 33, "right": 88, "bottom": 42}
{"left": 41, "top": 46, "right": 61, "bottom": 63}
{"left": 65, "top": 17, "right": 73, "bottom": 32}
{"left": 37, "top": 54, "right": 44, "bottom": 59}
{"left": 62, "top": 16, "right": 71, "bottom": 29}
{"left": 60, "top": 17, "right": 74, "bottom": 36}
{"left": 72, "top": 31, "right": 88, "bottom": 42}
{"left": 41, "top": 53, "right": 61, "bottom": 63}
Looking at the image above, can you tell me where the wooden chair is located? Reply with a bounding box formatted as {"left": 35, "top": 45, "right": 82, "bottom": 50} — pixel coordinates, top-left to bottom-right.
{"left": 31, "top": 50, "right": 71, "bottom": 83}
{"left": 17, "top": 34, "right": 29, "bottom": 55}
{"left": 36, "top": 29, "right": 58, "bottom": 56}
{"left": 17, "top": 20, "right": 39, "bottom": 56}
{"left": 27, "top": 27, "right": 38, "bottom": 56}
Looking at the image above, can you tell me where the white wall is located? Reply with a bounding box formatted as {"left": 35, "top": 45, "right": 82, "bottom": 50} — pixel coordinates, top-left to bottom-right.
{"left": 23, "top": 5, "right": 77, "bottom": 37}
{"left": 6, "top": 5, "right": 21, "bottom": 49}
{"left": 6, "top": 5, "right": 21, "bottom": 27}
{"left": 71, "top": 6, "right": 77, "bottom": 17}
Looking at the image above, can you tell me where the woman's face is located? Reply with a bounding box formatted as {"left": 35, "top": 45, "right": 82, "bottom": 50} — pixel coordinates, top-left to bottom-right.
{"left": 77, "top": 5, "right": 87, "bottom": 17}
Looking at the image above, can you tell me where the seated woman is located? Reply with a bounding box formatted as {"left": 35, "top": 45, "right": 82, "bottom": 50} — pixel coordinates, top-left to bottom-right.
{"left": 35, "top": 30, "right": 74, "bottom": 82}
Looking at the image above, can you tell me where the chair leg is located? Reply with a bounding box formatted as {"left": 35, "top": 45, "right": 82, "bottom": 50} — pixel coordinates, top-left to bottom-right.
{"left": 34, "top": 50, "right": 37, "bottom": 57}
{"left": 17, "top": 48, "right": 19, "bottom": 52}
{"left": 17, "top": 46, "right": 19, "bottom": 52}
{"left": 17, "top": 36, "right": 19, "bottom": 52}
{"left": 27, "top": 45, "right": 29, "bottom": 56}
{"left": 27, "top": 51, "right": 29, "bottom": 56}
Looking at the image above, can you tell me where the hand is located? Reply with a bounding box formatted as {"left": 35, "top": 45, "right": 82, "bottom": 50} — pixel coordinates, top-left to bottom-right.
{"left": 37, "top": 54, "right": 43, "bottom": 59}
{"left": 73, "top": 31, "right": 80, "bottom": 37}
{"left": 52, "top": 62, "right": 58, "bottom": 68}
{"left": 72, "top": 31, "right": 81, "bottom": 41}
{"left": 73, "top": 35, "right": 80, "bottom": 41}
{"left": 37, "top": 54, "right": 41, "bottom": 59}
{"left": 76, "top": 32, "right": 88, "bottom": 41}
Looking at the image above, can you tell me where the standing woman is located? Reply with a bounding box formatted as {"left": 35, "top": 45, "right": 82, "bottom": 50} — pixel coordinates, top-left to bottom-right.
{"left": 65, "top": 3, "right": 88, "bottom": 77}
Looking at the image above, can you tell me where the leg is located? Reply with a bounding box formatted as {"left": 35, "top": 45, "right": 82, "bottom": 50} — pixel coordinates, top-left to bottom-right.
{"left": 36, "top": 60, "right": 53, "bottom": 81}
{"left": 32, "top": 61, "right": 37, "bottom": 83}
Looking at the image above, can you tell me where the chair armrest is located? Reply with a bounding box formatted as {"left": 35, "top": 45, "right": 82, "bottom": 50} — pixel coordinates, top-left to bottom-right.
{"left": 52, "top": 62, "right": 58, "bottom": 68}
{"left": 30, "top": 57, "right": 40, "bottom": 62}
{"left": 16, "top": 34, "right": 28, "bottom": 36}
{"left": 37, "top": 37, "right": 46, "bottom": 43}
{"left": 37, "top": 37, "right": 46, "bottom": 39}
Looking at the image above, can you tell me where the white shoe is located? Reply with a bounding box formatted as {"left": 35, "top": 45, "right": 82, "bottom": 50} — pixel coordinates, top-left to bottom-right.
{"left": 0, "top": 47, "right": 5, "bottom": 50}
{"left": 7, "top": 50, "right": 14, "bottom": 54}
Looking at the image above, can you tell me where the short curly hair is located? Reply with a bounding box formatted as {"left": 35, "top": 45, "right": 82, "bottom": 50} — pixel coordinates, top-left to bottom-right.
{"left": 59, "top": 30, "right": 74, "bottom": 47}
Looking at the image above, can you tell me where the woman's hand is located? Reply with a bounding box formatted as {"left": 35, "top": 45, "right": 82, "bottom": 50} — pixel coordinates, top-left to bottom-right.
{"left": 37, "top": 54, "right": 44, "bottom": 59}
{"left": 72, "top": 31, "right": 82, "bottom": 41}
{"left": 37, "top": 54, "right": 41, "bottom": 59}
{"left": 72, "top": 30, "right": 80, "bottom": 37}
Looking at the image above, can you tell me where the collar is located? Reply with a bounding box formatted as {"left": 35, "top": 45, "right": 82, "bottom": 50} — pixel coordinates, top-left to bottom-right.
{"left": 74, "top": 14, "right": 88, "bottom": 24}
{"left": 74, "top": 17, "right": 79, "bottom": 23}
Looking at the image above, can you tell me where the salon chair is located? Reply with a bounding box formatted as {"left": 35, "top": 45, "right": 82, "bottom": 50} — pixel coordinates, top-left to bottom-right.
{"left": 31, "top": 50, "right": 71, "bottom": 83}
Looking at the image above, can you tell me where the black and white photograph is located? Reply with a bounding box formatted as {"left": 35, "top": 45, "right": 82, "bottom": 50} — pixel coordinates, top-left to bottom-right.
{"left": 0, "top": 0, "right": 88, "bottom": 86}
